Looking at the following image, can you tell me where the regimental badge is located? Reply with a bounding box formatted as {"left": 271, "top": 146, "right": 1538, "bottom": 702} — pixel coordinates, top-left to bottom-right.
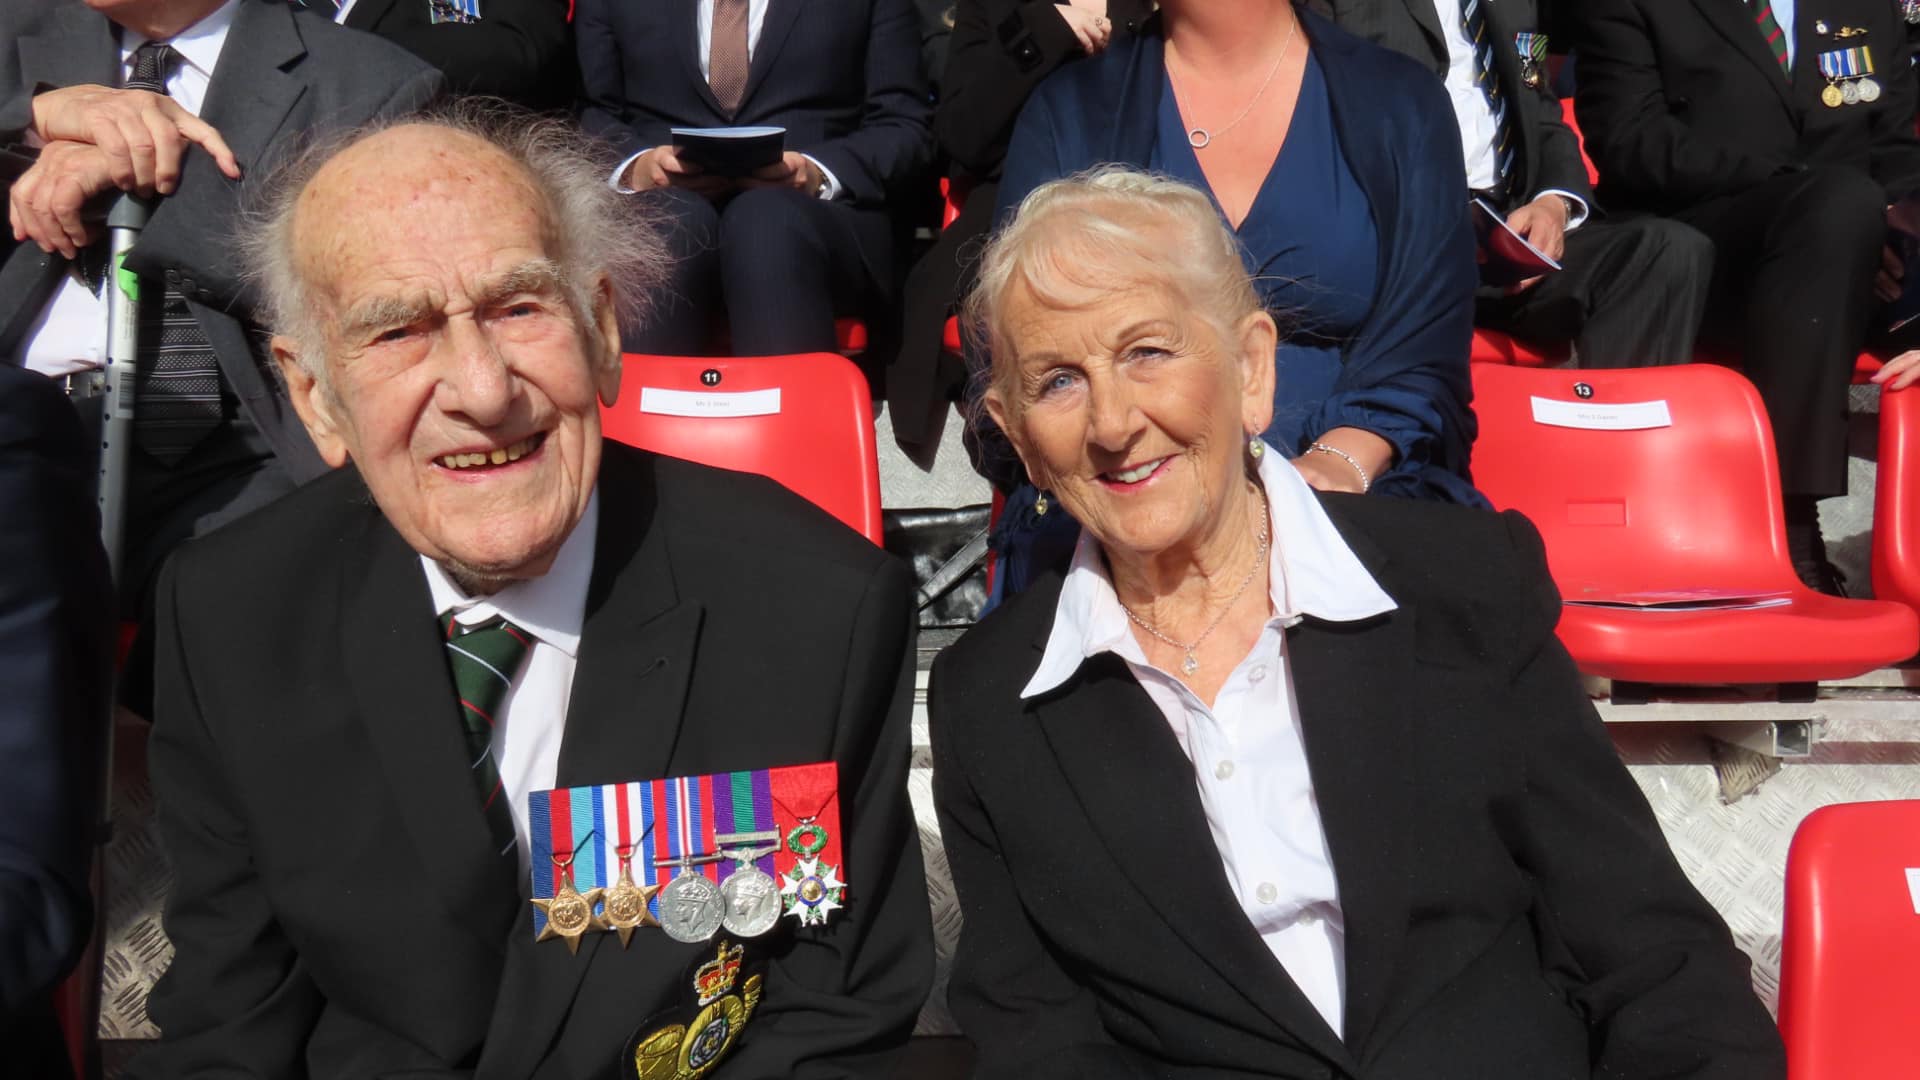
{"left": 625, "top": 941, "right": 766, "bottom": 1080}
{"left": 1514, "top": 32, "right": 1549, "bottom": 90}
{"left": 427, "top": 0, "right": 481, "bottom": 24}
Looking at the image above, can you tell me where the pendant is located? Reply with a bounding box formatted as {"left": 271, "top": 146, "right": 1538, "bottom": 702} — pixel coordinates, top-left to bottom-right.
{"left": 1187, "top": 127, "right": 1211, "bottom": 149}
{"left": 1181, "top": 653, "right": 1199, "bottom": 677}
{"left": 531, "top": 878, "right": 607, "bottom": 954}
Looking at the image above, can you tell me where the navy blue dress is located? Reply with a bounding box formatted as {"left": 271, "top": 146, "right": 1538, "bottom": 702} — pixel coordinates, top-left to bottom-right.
{"left": 1150, "top": 53, "right": 1379, "bottom": 462}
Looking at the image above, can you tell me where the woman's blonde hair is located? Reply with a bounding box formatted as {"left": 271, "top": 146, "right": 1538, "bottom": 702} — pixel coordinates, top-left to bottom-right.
{"left": 962, "top": 165, "right": 1266, "bottom": 405}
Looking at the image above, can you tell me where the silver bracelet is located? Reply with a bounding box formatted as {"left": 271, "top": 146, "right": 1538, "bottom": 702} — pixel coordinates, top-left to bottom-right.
{"left": 1306, "top": 442, "right": 1371, "bottom": 493}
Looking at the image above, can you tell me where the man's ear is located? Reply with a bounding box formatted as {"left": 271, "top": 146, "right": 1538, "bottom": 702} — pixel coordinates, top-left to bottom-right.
{"left": 273, "top": 337, "right": 350, "bottom": 468}
{"left": 591, "top": 275, "right": 622, "bottom": 407}
{"left": 1235, "top": 310, "right": 1278, "bottom": 440}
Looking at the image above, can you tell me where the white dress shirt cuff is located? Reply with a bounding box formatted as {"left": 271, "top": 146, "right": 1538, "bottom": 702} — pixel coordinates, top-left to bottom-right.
{"left": 804, "top": 154, "right": 842, "bottom": 200}
{"left": 610, "top": 148, "right": 650, "bottom": 194}
{"left": 1534, "top": 188, "right": 1591, "bottom": 231}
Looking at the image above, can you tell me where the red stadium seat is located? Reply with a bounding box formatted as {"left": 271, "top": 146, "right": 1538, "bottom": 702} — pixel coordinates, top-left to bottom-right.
{"left": 1779, "top": 799, "right": 1920, "bottom": 1080}
{"left": 1558, "top": 97, "right": 1600, "bottom": 187}
{"left": 1469, "top": 328, "right": 1566, "bottom": 367}
{"left": 601, "top": 353, "right": 883, "bottom": 544}
{"left": 1874, "top": 384, "right": 1920, "bottom": 613}
{"left": 1471, "top": 363, "right": 1917, "bottom": 683}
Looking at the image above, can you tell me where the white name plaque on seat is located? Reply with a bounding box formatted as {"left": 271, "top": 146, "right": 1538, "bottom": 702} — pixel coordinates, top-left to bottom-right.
{"left": 639, "top": 387, "right": 782, "bottom": 418}
{"left": 1906, "top": 868, "right": 1920, "bottom": 914}
{"left": 1530, "top": 396, "right": 1672, "bottom": 431}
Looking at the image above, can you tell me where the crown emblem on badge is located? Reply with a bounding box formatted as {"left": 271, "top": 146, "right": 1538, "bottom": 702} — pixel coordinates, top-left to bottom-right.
{"left": 693, "top": 941, "right": 744, "bottom": 1006}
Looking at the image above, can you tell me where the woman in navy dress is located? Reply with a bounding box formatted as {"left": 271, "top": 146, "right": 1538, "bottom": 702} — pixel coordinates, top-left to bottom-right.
{"left": 977, "top": 0, "right": 1483, "bottom": 596}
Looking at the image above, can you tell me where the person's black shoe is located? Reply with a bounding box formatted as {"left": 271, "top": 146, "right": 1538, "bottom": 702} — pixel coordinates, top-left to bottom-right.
{"left": 1793, "top": 557, "right": 1850, "bottom": 598}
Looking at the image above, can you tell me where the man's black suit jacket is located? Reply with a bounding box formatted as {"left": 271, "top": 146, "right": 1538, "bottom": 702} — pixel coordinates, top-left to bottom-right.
{"left": 574, "top": 0, "right": 934, "bottom": 278}
{"left": 343, "top": 0, "right": 575, "bottom": 111}
{"left": 136, "top": 443, "right": 933, "bottom": 1077}
{"left": 0, "top": 0, "right": 442, "bottom": 483}
{"left": 1309, "top": 0, "right": 1592, "bottom": 214}
{"left": 1573, "top": 0, "right": 1920, "bottom": 214}
{"left": 0, "top": 363, "right": 113, "bottom": 1069}
{"left": 930, "top": 495, "right": 1784, "bottom": 1080}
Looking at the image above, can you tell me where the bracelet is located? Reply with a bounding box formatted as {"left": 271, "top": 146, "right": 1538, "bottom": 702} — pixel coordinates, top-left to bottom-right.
{"left": 1306, "top": 442, "right": 1371, "bottom": 493}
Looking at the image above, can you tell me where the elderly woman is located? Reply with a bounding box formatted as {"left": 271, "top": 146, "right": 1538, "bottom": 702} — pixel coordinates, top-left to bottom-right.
{"left": 978, "top": 0, "right": 1484, "bottom": 596}
{"left": 929, "top": 170, "right": 1783, "bottom": 1079}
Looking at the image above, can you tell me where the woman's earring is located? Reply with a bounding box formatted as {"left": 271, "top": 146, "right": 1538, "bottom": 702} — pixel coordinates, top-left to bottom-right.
{"left": 1248, "top": 437, "right": 1266, "bottom": 461}
{"left": 1035, "top": 490, "right": 1050, "bottom": 516}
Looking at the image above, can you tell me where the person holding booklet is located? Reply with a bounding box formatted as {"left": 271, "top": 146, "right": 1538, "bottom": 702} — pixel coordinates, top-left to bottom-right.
{"left": 1309, "top": 0, "right": 1715, "bottom": 370}
{"left": 978, "top": 0, "right": 1485, "bottom": 598}
{"left": 575, "top": 0, "right": 933, "bottom": 358}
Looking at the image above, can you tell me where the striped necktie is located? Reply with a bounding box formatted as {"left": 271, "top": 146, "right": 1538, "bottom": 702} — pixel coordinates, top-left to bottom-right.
{"left": 441, "top": 614, "right": 533, "bottom": 856}
{"left": 123, "top": 41, "right": 228, "bottom": 464}
{"left": 709, "top": 0, "right": 750, "bottom": 115}
{"left": 1460, "top": 0, "right": 1517, "bottom": 194}
{"left": 1749, "top": 0, "right": 1792, "bottom": 75}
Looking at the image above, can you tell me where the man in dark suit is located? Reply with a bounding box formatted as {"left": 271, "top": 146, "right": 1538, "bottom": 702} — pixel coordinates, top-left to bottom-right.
{"left": 335, "top": 0, "right": 577, "bottom": 112}
{"left": 135, "top": 108, "right": 931, "bottom": 1075}
{"left": 1, "top": 0, "right": 440, "bottom": 618}
{"left": 0, "top": 363, "right": 114, "bottom": 1073}
{"left": 575, "top": 0, "right": 934, "bottom": 358}
{"left": 1310, "top": 0, "right": 1713, "bottom": 369}
{"left": 1574, "top": 0, "right": 1920, "bottom": 594}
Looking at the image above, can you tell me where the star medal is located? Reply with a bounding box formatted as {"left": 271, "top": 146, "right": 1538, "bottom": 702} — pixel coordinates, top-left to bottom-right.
{"left": 531, "top": 850, "right": 607, "bottom": 954}
{"left": 716, "top": 834, "right": 783, "bottom": 939}
{"left": 605, "top": 846, "right": 663, "bottom": 948}
{"left": 657, "top": 852, "right": 726, "bottom": 944}
{"left": 780, "top": 857, "right": 845, "bottom": 927}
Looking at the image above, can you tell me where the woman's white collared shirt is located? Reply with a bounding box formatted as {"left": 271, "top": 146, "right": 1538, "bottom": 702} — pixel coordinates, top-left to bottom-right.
{"left": 1020, "top": 445, "right": 1398, "bottom": 1040}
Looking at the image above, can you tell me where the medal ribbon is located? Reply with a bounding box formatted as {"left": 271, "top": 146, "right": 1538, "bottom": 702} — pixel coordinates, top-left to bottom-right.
{"left": 661, "top": 774, "right": 720, "bottom": 883}
{"left": 769, "top": 761, "right": 844, "bottom": 880}
{"left": 711, "top": 769, "right": 778, "bottom": 876}
{"left": 1513, "top": 32, "right": 1548, "bottom": 62}
{"left": 1820, "top": 47, "right": 1876, "bottom": 80}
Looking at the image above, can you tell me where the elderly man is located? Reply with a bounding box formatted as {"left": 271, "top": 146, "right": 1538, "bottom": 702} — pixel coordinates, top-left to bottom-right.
{"left": 134, "top": 109, "right": 931, "bottom": 1075}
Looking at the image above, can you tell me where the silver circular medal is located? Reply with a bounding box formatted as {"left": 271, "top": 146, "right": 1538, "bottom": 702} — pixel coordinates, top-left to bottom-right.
{"left": 719, "top": 867, "right": 783, "bottom": 937}
{"left": 659, "top": 871, "right": 724, "bottom": 943}
{"left": 1842, "top": 79, "right": 1862, "bottom": 105}
{"left": 1860, "top": 77, "right": 1883, "bottom": 104}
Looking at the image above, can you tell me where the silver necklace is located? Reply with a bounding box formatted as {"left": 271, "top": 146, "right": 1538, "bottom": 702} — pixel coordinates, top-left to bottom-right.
{"left": 1167, "top": 16, "right": 1300, "bottom": 149}
{"left": 1119, "top": 487, "right": 1272, "bottom": 678}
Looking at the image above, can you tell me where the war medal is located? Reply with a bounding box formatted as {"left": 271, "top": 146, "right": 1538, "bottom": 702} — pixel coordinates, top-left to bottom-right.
{"left": 657, "top": 850, "right": 726, "bottom": 944}
{"left": 1513, "top": 32, "right": 1548, "bottom": 90}
{"left": 532, "top": 847, "right": 607, "bottom": 954}
{"left": 715, "top": 833, "right": 783, "bottom": 939}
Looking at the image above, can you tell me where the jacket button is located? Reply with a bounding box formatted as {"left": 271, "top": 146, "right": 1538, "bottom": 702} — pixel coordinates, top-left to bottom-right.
{"left": 1126, "top": 18, "right": 1140, "bottom": 31}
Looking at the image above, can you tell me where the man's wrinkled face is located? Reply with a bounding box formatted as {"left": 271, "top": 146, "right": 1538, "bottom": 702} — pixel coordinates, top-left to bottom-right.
{"left": 275, "top": 126, "right": 621, "bottom": 592}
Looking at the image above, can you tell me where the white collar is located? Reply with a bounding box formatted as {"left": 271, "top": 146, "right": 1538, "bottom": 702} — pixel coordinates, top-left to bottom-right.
{"left": 121, "top": 0, "right": 241, "bottom": 79}
{"left": 420, "top": 489, "right": 600, "bottom": 660}
{"left": 1021, "top": 444, "right": 1398, "bottom": 699}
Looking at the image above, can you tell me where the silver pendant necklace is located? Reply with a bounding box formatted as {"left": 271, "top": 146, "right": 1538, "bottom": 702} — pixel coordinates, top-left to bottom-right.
{"left": 1167, "top": 16, "right": 1300, "bottom": 149}
{"left": 1120, "top": 487, "right": 1272, "bottom": 677}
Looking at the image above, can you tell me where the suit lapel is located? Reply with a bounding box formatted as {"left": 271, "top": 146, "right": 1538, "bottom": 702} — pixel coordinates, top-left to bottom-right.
{"left": 1688, "top": 0, "right": 1796, "bottom": 109}
{"left": 1034, "top": 655, "right": 1353, "bottom": 1070}
{"left": 478, "top": 447, "right": 706, "bottom": 1079}
{"left": 1397, "top": 0, "right": 1447, "bottom": 59}
{"left": 677, "top": 0, "right": 727, "bottom": 116}
{"left": 343, "top": 0, "right": 400, "bottom": 31}
{"left": 740, "top": 0, "right": 804, "bottom": 109}
{"left": 18, "top": 2, "right": 118, "bottom": 94}
{"left": 1287, "top": 608, "right": 1414, "bottom": 1054}
{"left": 339, "top": 488, "right": 521, "bottom": 951}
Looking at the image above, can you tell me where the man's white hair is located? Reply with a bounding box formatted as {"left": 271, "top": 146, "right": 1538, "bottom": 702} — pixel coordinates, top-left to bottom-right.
{"left": 239, "top": 98, "right": 669, "bottom": 384}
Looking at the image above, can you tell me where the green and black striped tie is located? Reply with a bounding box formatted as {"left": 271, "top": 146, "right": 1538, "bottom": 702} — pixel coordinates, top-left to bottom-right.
{"left": 1750, "top": 0, "right": 1792, "bottom": 75}
{"left": 440, "top": 614, "right": 532, "bottom": 856}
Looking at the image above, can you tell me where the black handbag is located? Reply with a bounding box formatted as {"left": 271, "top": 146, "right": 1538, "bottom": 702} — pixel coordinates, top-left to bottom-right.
{"left": 882, "top": 504, "right": 992, "bottom": 628}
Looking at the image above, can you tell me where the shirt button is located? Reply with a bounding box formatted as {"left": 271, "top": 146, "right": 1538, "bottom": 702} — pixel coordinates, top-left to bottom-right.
{"left": 1214, "top": 760, "right": 1235, "bottom": 781}
{"left": 1248, "top": 664, "right": 1268, "bottom": 684}
{"left": 1256, "top": 882, "right": 1278, "bottom": 904}
{"left": 1299, "top": 910, "right": 1321, "bottom": 926}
